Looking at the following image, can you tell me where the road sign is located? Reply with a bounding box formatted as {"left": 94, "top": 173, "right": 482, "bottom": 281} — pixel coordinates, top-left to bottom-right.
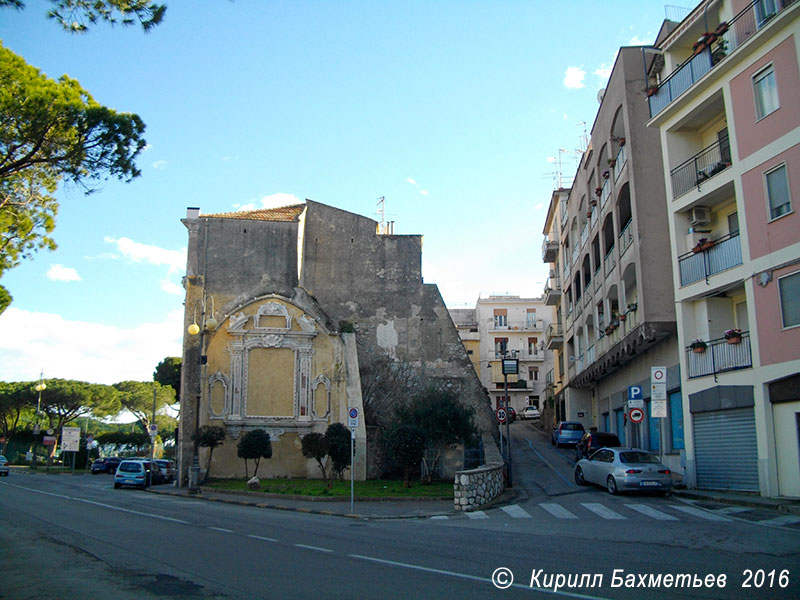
{"left": 62, "top": 426, "right": 80, "bottom": 452}
{"left": 628, "top": 398, "right": 644, "bottom": 409}
{"left": 495, "top": 407, "right": 507, "bottom": 423}
{"left": 628, "top": 407, "right": 644, "bottom": 423}
{"left": 43, "top": 436, "right": 56, "bottom": 446}
{"left": 628, "top": 385, "right": 643, "bottom": 400}
{"left": 502, "top": 359, "right": 519, "bottom": 375}
{"left": 651, "top": 366, "right": 666, "bottom": 384}
{"left": 86, "top": 435, "right": 93, "bottom": 446}
{"left": 348, "top": 407, "right": 359, "bottom": 428}
{"left": 148, "top": 424, "right": 158, "bottom": 437}
{"left": 651, "top": 399, "right": 668, "bottom": 418}
{"left": 651, "top": 383, "right": 667, "bottom": 400}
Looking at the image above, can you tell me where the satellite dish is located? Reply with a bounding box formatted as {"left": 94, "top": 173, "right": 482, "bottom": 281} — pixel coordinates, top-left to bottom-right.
{"left": 597, "top": 88, "right": 606, "bottom": 104}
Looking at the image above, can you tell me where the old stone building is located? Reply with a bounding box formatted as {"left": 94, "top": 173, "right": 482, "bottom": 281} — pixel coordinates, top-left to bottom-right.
{"left": 177, "top": 200, "right": 492, "bottom": 484}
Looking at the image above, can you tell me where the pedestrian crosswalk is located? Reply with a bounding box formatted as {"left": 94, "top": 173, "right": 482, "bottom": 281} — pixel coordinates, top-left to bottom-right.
{"left": 433, "top": 500, "right": 792, "bottom": 525}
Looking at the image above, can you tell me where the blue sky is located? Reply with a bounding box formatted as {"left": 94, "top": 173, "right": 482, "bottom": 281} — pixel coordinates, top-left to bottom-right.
{"left": 0, "top": 0, "right": 671, "bottom": 384}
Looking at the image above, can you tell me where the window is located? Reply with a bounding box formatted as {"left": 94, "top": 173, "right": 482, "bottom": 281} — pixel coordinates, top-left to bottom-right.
{"left": 602, "top": 412, "right": 610, "bottom": 432}
{"left": 615, "top": 408, "right": 626, "bottom": 445}
{"left": 727, "top": 211, "right": 739, "bottom": 235}
{"left": 529, "top": 366, "right": 539, "bottom": 381}
{"left": 494, "top": 337, "right": 508, "bottom": 357}
{"left": 528, "top": 337, "right": 538, "bottom": 356}
{"left": 647, "top": 400, "right": 660, "bottom": 452}
{"left": 669, "top": 391, "right": 684, "bottom": 450}
{"left": 753, "top": 66, "right": 779, "bottom": 120}
{"left": 755, "top": 0, "right": 777, "bottom": 27}
{"left": 765, "top": 164, "right": 791, "bottom": 220}
{"left": 493, "top": 310, "right": 507, "bottom": 328}
{"left": 779, "top": 271, "right": 800, "bottom": 328}
{"left": 526, "top": 309, "right": 537, "bottom": 329}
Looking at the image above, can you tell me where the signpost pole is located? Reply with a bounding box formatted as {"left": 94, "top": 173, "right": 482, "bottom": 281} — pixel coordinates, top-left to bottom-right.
{"left": 347, "top": 407, "right": 359, "bottom": 515}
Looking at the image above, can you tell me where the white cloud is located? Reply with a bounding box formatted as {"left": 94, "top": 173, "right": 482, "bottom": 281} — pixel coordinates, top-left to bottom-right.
{"left": 594, "top": 64, "right": 613, "bottom": 82}
{"left": 47, "top": 264, "right": 81, "bottom": 282}
{"left": 104, "top": 237, "right": 186, "bottom": 275}
{"left": 152, "top": 160, "right": 168, "bottom": 170}
{"left": 420, "top": 189, "right": 429, "bottom": 196}
{"left": 406, "top": 178, "right": 417, "bottom": 185}
{"left": 546, "top": 156, "right": 556, "bottom": 163}
{"left": 0, "top": 307, "right": 184, "bottom": 384}
{"left": 237, "top": 192, "right": 303, "bottom": 212}
{"left": 563, "top": 66, "right": 586, "bottom": 89}
{"left": 160, "top": 279, "right": 184, "bottom": 296}
{"left": 629, "top": 35, "right": 646, "bottom": 45}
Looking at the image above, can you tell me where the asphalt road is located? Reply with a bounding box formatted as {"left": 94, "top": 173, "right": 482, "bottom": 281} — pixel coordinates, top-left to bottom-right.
{"left": 2, "top": 427, "right": 798, "bottom": 600}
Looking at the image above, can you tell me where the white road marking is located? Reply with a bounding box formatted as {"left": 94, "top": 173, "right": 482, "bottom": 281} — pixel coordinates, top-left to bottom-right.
{"left": 624, "top": 503, "right": 678, "bottom": 521}
{"left": 581, "top": 503, "right": 626, "bottom": 520}
{"left": 349, "top": 554, "right": 609, "bottom": 598}
{"left": 247, "top": 534, "right": 278, "bottom": 542}
{"left": 716, "top": 506, "right": 751, "bottom": 514}
{"left": 294, "top": 544, "right": 333, "bottom": 553}
{"left": 465, "top": 511, "right": 488, "bottom": 519}
{"left": 671, "top": 504, "right": 732, "bottom": 521}
{"left": 430, "top": 515, "right": 449, "bottom": 520}
{"left": 539, "top": 503, "right": 579, "bottom": 519}
{"left": 208, "top": 526, "right": 234, "bottom": 533}
{"left": 501, "top": 504, "right": 532, "bottom": 518}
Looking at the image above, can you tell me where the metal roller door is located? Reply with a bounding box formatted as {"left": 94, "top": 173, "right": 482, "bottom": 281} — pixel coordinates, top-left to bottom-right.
{"left": 693, "top": 408, "right": 758, "bottom": 491}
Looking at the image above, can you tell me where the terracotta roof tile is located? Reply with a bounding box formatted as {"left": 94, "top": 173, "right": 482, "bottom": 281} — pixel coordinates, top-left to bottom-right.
{"left": 204, "top": 204, "right": 306, "bottom": 222}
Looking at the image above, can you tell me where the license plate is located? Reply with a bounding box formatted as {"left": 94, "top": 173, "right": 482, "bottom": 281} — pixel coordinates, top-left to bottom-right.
{"left": 123, "top": 479, "right": 135, "bottom": 484}
{"left": 640, "top": 481, "right": 660, "bottom": 487}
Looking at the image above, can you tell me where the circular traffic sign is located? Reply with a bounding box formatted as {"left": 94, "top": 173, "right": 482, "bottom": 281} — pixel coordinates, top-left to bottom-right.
{"left": 495, "top": 407, "right": 507, "bottom": 423}
{"left": 348, "top": 407, "right": 358, "bottom": 419}
{"left": 629, "top": 407, "right": 645, "bottom": 423}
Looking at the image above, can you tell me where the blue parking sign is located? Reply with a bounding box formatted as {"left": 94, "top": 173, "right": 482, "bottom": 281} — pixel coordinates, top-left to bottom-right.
{"left": 628, "top": 385, "right": 643, "bottom": 400}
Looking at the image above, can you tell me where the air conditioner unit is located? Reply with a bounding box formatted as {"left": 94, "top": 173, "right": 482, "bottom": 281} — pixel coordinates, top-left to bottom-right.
{"left": 690, "top": 206, "right": 711, "bottom": 226}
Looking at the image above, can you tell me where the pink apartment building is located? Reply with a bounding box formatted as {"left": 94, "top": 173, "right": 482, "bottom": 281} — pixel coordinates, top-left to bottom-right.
{"left": 646, "top": 0, "right": 800, "bottom": 496}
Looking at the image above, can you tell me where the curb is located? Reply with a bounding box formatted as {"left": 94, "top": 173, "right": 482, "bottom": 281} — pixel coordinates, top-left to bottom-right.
{"left": 673, "top": 489, "right": 800, "bottom": 515}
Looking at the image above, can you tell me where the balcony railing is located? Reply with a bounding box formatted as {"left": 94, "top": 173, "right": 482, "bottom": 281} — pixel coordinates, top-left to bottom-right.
{"left": 600, "top": 179, "right": 611, "bottom": 208}
{"left": 686, "top": 331, "right": 752, "bottom": 378}
{"left": 542, "top": 235, "right": 559, "bottom": 262}
{"left": 648, "top": 0, "right": 796, "bottom": 118}
{"left": 545, "top": 323, "right": 564, "bottom": 349}
{"left": 679, "top": 232, "right": 743, "bottom": 286}
{"left": 613, "top": 145, "right": 627, "bottom": 180}
{"left": 604, "top": 245, "right": 617, "bottom": 277}
{"left": 581, "top": 222, "right": 589, "bottom": 248}
{"left": 670, "top": 135, "right": 731, "bottom": 199}
{"left": 619, "top": 219, "right": 634, "bottom": 257}
{"left": 490, "top": 320, "right": 545, "bottom": 332}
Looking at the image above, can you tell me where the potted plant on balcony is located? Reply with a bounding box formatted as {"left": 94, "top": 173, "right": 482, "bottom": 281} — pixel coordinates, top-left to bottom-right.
{"left": 595, "top": 187, "right": 602, "bottom": 197}
{"left": 627, "top": 302, "right": 638, "bottom": 311}
{"left": 724, "top": 328, "right": 742, "bottom": 345}
{"left": 608, "top": 158, "right": 616, "bottom": 167}
{"left": 602, "top": 170, "right": 610, "bottom": 179}
{"left": 618, "top": 137, "right": 625, "bottom": 146}
{"left": 618, "top": 312, "right": 627, "bottom": 322}
{"left": 690, "top": 339, "right": 707, "bottom": 354}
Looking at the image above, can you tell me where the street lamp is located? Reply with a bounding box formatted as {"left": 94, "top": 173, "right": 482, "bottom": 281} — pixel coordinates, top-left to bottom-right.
{"left": 186, "top": 295, "right": 217, "bottom": 492}
{"left": 31, "top": 372, "right": 46, "bottom": 469}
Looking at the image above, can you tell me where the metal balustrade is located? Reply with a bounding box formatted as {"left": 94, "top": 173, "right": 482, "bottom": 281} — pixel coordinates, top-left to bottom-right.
{"left": 670, "top": 135, "right": 731, "bottom": 199}
{"left": 686, "top": 332, "right": 752, "bottom": 378}
{"left": 678, "top": 233, "right": 742, "bottom": 286}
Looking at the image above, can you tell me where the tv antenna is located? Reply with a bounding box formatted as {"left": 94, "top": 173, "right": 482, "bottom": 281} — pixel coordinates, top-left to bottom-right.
{"left": 376, "top": 196, "right": 395, "bottom": 234}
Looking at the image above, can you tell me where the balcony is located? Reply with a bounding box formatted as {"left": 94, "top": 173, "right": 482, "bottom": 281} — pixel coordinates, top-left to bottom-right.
{"left": 490, "top": 320, "right": 545, "bottom": 333}
{"left": 600, "top": 179, "right": 611, "bottom": 208}
{"left": 619, "top": 219, "right": 634, "bottom": 257}
{"left": 686, "top": 331, "right": 752, "bottom": 378}
{"left": 604, "top": 245, "right": 617, "bottom": 277}
{"left": 542, "top": 235, "right": 559, "bottom": 262}
{"left": 678, "top": 232, "right": 742, "bottom": 286}
{"left": 670, "top": 135, "right": 731, "bottom": 199}
{"left": 544, "top": 276, "right": 561, "bottom": 305}
{"left": 613, "top": 145, "right": 627, "bottom": 180}
{"left": 545, "top": 323, "right": 564, "bottom": 350}
{"left": 648, "top": 0, "right": 796, "bottom": 118}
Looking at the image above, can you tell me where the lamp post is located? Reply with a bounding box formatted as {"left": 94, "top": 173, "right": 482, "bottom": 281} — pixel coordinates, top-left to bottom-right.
{"left": 32, "top": 372, "right": 46, "bottom": 469}
{"left": 501, "top": 353, "right": 518, "bottom": 487}
{"left": 186, "top": 296, "right": 217, "bottom": 492}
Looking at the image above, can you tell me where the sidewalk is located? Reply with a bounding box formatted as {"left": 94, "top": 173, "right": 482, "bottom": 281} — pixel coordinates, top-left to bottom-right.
{"left": 672, "top": 488, "right": 800, "bottom": 515}
{"left": 149, "top": 484, "right": 463, "bottom": 519}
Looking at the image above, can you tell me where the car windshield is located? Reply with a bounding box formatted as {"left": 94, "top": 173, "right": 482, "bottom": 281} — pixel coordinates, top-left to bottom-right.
{"left": 619, "top": 451, "right": 660, "bottom": 464}
{"left": 118, "top": 462, "right": 143, "bottom": 473}
{"left": 562, "top": 423, "right": 584, "bottom": 431}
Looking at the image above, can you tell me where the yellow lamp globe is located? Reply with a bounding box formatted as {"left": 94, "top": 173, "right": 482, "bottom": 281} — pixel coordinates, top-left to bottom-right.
{"left": 187, "top": 323, "right": 201, "bottom": 335}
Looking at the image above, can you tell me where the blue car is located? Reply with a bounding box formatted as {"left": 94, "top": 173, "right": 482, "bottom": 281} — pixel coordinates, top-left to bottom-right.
{"left": 551, "top": 421, "right": 586, "bottom": 447}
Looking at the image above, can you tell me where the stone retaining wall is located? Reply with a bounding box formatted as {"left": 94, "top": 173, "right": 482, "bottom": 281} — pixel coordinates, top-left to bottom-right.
{"left": 453, "top": 433, "right": 505, "bottom": 511}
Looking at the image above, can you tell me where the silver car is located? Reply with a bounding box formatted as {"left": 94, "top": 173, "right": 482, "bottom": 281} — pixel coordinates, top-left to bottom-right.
{"left": 0, "top": 455, "right": 9, "bottom": 476}
{"left": 574, "top": 448, "right": 672, "bottom": 495}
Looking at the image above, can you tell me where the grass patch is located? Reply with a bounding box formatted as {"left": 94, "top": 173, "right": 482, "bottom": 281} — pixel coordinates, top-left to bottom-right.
{"left": 205, "top": 478, "right": 454, "bottom": 498}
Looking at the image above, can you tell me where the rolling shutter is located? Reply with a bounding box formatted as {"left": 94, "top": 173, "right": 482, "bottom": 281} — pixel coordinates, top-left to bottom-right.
{"left": 693, "top": 408, "right": 758, "bottom": 491}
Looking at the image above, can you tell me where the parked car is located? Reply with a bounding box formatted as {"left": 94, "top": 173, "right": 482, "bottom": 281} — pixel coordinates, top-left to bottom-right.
{"left": 155, "top": 459, "right": 175, "bottom": 483}
{"left": 574, "top": 448, "right": 672, "bottom": 495}
{"left": 575, "top": 431, "right": 622, "bottom": 461}
{"left": 551, "top": 421, "right": 585, "bottom": 447}
{"left": 0, "top": 455, "right": 9, "bottom": 476}
{"left": 91, "top": 456, "right": 122, "bottom": 474}
{"left": 506, "top": 406, "right": 516, "bottom": 423}
{"left": 521, "top": 406, "right": 541, "bottom": 421}
{"left": 114, "top": 459, "right": 163, "bottom": 489}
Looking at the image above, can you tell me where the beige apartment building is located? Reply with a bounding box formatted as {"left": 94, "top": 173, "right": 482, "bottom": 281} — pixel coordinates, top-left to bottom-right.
{"left": 543, "top": 46, "right": 685, "bottom": 474}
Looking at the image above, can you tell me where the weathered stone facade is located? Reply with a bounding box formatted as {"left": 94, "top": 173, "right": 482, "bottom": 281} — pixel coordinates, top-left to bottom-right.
{"left": 178, "top": 201, "right": 493, "bottom": 485}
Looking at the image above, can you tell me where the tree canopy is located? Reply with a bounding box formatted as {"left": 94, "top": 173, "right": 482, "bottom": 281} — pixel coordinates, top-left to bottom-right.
{"left": 237, "top": 429, "right": 273, "bottom": 479}
{"left": 1, "top": 0, "right": 167, "bottom": 33}
{"left": 112, "top": 381, "right": 175, "bottom": 433}
{"left": 153, "top": 357, "right": 181, "bottom": 401}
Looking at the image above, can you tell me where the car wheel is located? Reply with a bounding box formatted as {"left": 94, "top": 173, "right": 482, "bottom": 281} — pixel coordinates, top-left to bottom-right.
{"left": 575, "top": 449, "right": 582, "bottom": 461}
{"left": 574, "top": 466, "right": 586, "bottom": 486}
{"left": 113, "top": 482, "right": 120, "bottom": 489}
{"left": 606, "top": 475, "right": 618, "bottom": 495}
